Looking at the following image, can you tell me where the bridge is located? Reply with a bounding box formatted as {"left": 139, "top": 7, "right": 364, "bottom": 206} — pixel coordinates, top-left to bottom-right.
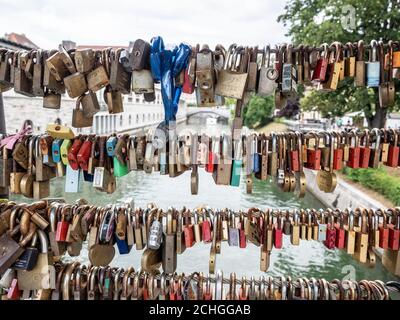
{"left": 186, "top": 107, "right": 231, "bottom": 120}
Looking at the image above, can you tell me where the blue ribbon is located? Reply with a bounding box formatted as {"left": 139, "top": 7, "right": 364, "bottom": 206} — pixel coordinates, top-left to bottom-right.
{"left": 150, "top": 37, "right": 191, "bottom": 124}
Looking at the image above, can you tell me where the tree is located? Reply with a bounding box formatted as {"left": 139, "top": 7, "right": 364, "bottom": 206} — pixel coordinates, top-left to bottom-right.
{"left": 243, "top": 95, "right": 275, "bottom": 128}
{"left": 278, "top": 0, "right": 400, "bottom": 128}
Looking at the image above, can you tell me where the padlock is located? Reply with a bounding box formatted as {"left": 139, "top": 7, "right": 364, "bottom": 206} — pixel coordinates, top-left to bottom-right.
{"left": 355, "top": 40, "right": 366, "bottom": 87}
{"left": 344, "top": 42, "right": 356, "bottom": 78}
{"left": 109, "top": 48, "right": 131, "bottom": 94}
{"left": 322, "top": 42, "right": 342, "bottom": 91}
{"left": 304, "top": 133, "right": 321, "bottom": 170}
{"left": 104, "top": 86, "right": 124, "bottom": 114}
{"left": 64, "top": 72, "right": 87, "bottom": 98}
{"left": 281, "top": 44, "right": 297, "bottom": 96}
{"left": 74, "top": 49, "right": 95, "bottom": 74}
{"left": 257, "top": 45, "right": 279, "bottom": 96}
{"left": 312, "top": 43, "right": 329, "bottom": 82}
{"left": 43, "top": 89, "right": 61, "bottom": 109}
{"left": 388, "top": 208, "right": 400, "bottom": 251}
{"left": 347, "top": 130, "right": 360, "bottom": 168}
{"left": 87, "top": 64, "right": 109, "bottom": 92}
{"left": 379, "top": 209, "right": 389, "bottom": 250}
{"left": 67, "top": 137, "right": 84, "bottom": 170}
{"left": 195, "top": 45, "right": 216, "bottom": 107}
{"left": 369, "top": 129, "right": 381, "bottom": 169}
{"left": 366, "top": 40, "right": 380, "bottom": 87}
{"left": 385, "top": 129, "right": 399, "bottom": 167}
{"left": 359, "top": 129, "right": 371, "bottom": 168}
{"left": 215, "top": 44, "right": 248, "bottom": 99}
{"left": 72, "top": 98, "right": 93, "bottom": 128}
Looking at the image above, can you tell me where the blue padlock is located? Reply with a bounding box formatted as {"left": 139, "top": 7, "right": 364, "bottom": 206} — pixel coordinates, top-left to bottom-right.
{"left": 52, "top": 139, "right": 63, "bottom": 163}
{"left": 252, "top": 135, "right": 260, "bottom": 174}
{"left": 106, "top": 136, "right": 118, "bottom": 157}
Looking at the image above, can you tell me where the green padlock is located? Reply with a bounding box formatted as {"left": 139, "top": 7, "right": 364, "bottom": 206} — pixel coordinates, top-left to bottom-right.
{"left": 113, "top": 157, "right": 129, "bottom": 177}
{"left": 230, "top": 139, "right": 242, "bottom": 187}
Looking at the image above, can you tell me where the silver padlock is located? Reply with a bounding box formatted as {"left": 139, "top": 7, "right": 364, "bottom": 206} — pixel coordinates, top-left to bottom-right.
{"left": 147, "top": 210, "right": 163, "bottom": 250}
{"left": 317, "top": 209, "right": 327, "bottom": 242}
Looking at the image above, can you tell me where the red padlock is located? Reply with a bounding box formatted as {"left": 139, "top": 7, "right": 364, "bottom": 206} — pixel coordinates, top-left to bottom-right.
{"left": 239, "top": 278, "right": 248, "bottom": 300}
{"left": 359, "top": 129, "right": 371, "bottom": 168}
{"left": 67, "top": 136, "right": 84, "bottom": 170}
{"left": 332, "top": 132, "right": 344, "bottom": 170}
{"left": 203, "top": 278, "right": 213, "bottom": 300}
{"left": 183, "top": 214, "right": 195, "bottom": 248}
{"left": 55, "top": 211, "right": 69, "bottom": 242}
{"left": 273, "top": 214, "right": 283, "bottom": 249}
{"left": 182, "top": 68, "right": 194, "bottom": 94}
{"left": 324, "top": 211, "right": 336, "bottom": 249}
{"left": 388, "top": 208, "right": 400, "bottom": 251}
{"left": 385, "top": 129, "right": 399, "bottom": 167}
{"left": 311, "top": 43, "right": 329, "bottom": 82}
{"left": 7, "top": 278, "right": 20, "bottom": 300}
{"left": 334, "top": 211, "right": 346, "bottom": 249}
{"left": 305, "top": 133, "right": 321, "bottom": 170}
{"left": 379, "top": 209, "right": 390, "bottom": 249}
{"left": 206, "top": 137, "right": 219, "bottom": 173}
{"left": 239, "top": 215, "right": 247, "bottom": 248}
{"left": 347, "top": 130, "right": 360, "bottom": 168}
{"left": 201, "top": 213, "right": 212, "bottom": 243}
{"left": 77, "top": 137, "right": 92, "bottom": 171}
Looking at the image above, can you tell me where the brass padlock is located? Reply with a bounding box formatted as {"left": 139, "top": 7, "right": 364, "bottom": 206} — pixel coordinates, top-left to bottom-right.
{"left": 81, "top": 91, "right": 100, "bottom": 117}
{"left": 72, "top": 97, "right": 93, "bottom": 128}
{"left": 64, "top": 72, "right": 87, "bottom": 98}
{"left": 104, "top": 86, "right": 123, "bottom": 114}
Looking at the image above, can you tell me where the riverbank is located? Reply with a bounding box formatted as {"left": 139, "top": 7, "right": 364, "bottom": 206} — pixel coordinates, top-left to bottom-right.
{"left": 256, "top": 121, "right": 288, "bottom": 134}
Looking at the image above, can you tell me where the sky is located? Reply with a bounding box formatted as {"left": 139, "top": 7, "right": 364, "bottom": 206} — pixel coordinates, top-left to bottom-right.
{"left": 0, "top": 0, "right": 289, "bottom": 49}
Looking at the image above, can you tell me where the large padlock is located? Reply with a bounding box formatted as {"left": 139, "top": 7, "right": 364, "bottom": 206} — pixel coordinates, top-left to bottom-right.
{"left": 131, "top": 69, "right": 154, "bottom": 93}
{"left": 258, "top": 45, "right": 278, "bottom": 96}
{"left": 215, "top": 44, "right": 248, "bottom": 99}
{"left": 109, "top": 48, "right": 131, "bottom": 94}
{"left": 366, "top": 40, "right": 380, "bottom": 87}
{"left": 72, "top": 98, "right": 93, "bottom": 128}
{"left": 64, "top": 72, "right": 87, "bottom": 98}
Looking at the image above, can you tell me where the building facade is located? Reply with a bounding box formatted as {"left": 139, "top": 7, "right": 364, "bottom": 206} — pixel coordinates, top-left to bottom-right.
{"left": 2, "top": 88, "right": 187, "bottom": 135}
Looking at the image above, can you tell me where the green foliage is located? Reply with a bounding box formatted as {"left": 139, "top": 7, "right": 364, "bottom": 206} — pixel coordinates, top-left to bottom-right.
{"left": 342, "top": 167, "right": 400, "bottom": 205}
{"left": 278, "top": 0, "right": 400, "bottom": 128}
{"left": 242, "top": 95, "right": 275, "bottom": 128}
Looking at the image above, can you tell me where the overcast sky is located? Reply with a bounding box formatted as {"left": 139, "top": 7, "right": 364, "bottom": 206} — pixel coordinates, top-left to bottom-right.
{"left": 0, "top": 0, "right": 289, "bottom": 49}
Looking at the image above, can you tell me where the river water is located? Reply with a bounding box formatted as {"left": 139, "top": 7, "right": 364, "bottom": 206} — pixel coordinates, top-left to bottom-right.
{"left": 9, "top": 122, "right": 399, "bottom": 288}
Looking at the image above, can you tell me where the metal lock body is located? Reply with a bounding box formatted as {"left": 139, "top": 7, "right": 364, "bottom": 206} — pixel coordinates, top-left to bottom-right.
{"left": 322, "top": 42, "right": 342, "bottom": 91}
{"left": 43, "top": 89, "right": 61, "bottom": 109}
{"left": 64, "top": 72, "right": 87, "bottom": 98}
{"left": 215, "top": 45, "right": 248, "bottom": 99}
{"left": 32, "top": 50, "right": 44, "bottom": 96}
{"left": 132, "top": 69, "right": 154, "bottom": 93}
{"left": 81, "top": 91, "right": 100, "bottom": 117}
{"left": 257, "top": 45, "right": 279, "bottom": 96}
{"left": 104, "top": 87, "right": 124, "bottom": 114}
{"left": 14, "top": 51, "right": 34, "bottom": 97}
{"left": 312, "top": 43, "right": 329, "bottom": 82}
{"left": 87, "top": 64, "right": 109, "bottom": 92}
{"left": 72, "top": 98, "right": 93, "bottom": 128}
{"left": 109, "top": 48, "right": 131, "bottom": 94}
{"left": 366, "top": 40, "right": 380, "bottom": 87}
{"left": 344, "top": 42, "right": 356, "bottom": 78}
{"left": 74, "top": 49, "right": 95, "bottom": 74}
{"left": 195, "top": 46, "right": 216, "bottom": 107}
{"left": 130, "top": 39, "right": 151, "bottom": 71}
{"left": 46, "top": 51, "right": 70, "bottom": 81}
{"left": 147, "top": 210, "right": 163, "bottom": 250}
{"left": 347, "top": 130, "right": 361, "bottom": 168}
